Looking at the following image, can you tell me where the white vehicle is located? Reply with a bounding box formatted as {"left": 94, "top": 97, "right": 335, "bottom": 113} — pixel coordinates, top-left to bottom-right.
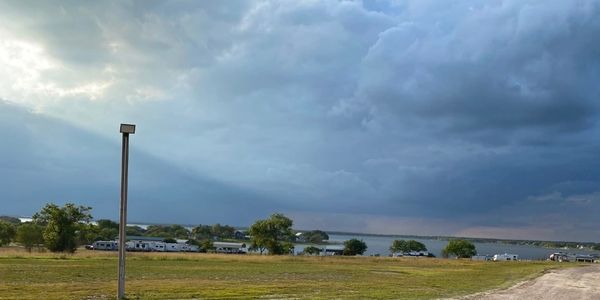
{"left": 493, "top": 253, "right": 518, "bottom": 261}
{"left": 213, "top": 242, "right": 247, "bottom": 254}
{"left": 151, "top": 242, "right": 166, "bottom": 252}
{"left": 165, "top": 243, "right": 183, "bottom": 252}
{"left": 92, "top": 241, "right": 117, "bottom": 251}
{"left": 129, "top": 240, "right": 153, "bottom": 252}
{"left": 472, "top": 255, "right": 491, "bottom": 261}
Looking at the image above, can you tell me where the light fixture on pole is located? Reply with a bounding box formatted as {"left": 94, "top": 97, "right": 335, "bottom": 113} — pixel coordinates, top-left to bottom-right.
{"left": 118, "top": 123, "right": 135, "bottom": 300}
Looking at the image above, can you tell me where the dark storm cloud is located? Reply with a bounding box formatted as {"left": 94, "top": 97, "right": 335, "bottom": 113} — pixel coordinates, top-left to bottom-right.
{"left": 1, "top": 1, "right": 600, "bottom": 240}
{"left": 0, "top": 101, "right": 284, "bottom": 225}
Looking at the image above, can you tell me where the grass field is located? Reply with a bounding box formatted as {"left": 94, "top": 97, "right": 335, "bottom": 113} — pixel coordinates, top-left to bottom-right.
{"left": 0, "top": 248, "right": 570, "bottom": 299}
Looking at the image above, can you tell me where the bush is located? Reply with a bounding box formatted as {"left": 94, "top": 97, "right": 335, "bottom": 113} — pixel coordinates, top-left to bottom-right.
{"left": 0, "top": 221, "right": 16, "bottom": 246}
{"left": 343, "top": 239, "right": 367, "bottom": 256}
{"left": 302, "top": 246, "right": 321, "bottom": 255}
{"left": 390, "top": 239, "right": 427, "bottom": 254}
{"left": 442, "top": 240, "right": 476, "bottom": 258}
{"left": 15, "top": 223, "right": 44, "bottom": 251}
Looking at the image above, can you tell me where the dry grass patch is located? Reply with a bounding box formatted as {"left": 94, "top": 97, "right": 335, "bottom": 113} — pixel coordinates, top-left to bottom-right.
{"left": 0, "top": 250, "right": 574, "bottom": 299}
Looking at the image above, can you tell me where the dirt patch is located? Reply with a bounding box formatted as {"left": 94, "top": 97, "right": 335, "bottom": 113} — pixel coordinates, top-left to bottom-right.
{"left": 447, "top": 264, "right": 600, "bottom": 300}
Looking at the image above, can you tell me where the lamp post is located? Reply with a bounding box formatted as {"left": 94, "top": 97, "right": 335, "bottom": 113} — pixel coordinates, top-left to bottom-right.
{"left": 118, "top": 123, "right": 135, "bottom": 300}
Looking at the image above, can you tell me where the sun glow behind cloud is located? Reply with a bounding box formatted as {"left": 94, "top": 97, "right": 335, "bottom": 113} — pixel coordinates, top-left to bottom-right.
{"left": 0, "top": 33, "right": 114, "bottom": 109}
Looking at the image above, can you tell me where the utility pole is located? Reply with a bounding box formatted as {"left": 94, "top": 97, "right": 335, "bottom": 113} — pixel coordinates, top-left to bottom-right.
{"left": 118, "top": 123, "right": 135, "bottom": 300}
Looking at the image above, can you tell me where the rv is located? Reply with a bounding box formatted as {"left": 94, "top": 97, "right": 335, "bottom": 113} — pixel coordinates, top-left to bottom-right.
{"left": 92, "top": 241, "right": 117, "bottom": 251}
{"left": 493, "top": 253, "right": 519, "bottom": 261}
{"left": 472, "top": 255, "right": 492, "bottom": 261}
{"left": 129, "top": 240, "right": 153, "bottom": 252}
{"left": 213, "top": 242, "right": 247, "bottom": 254}
{"left": 165, "top": 242, "right": 184, "bottom": 252}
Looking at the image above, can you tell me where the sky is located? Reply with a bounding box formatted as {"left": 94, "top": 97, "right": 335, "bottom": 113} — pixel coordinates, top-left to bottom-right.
{"left": 1, "top": 0, "right": 600, "bottom": 242}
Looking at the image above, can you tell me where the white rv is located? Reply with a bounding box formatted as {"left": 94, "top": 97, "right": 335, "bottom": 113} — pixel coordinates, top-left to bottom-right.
{"left": 151, "top": 242, "right": 166, "bottom": 252}
{"left": 129, "top": 240, "right": 153, "bottom": 252}
{"left": 493, "top": 253, "right": 518, "bottom": 261}
{"left": 92, "top": 241, "right": 117, "bottom": 251}
{"left": 213, "top": 242, "right": 247, "bottom": 254}
{"left": 165, "top": 243, "right": 183, "bottom": 252}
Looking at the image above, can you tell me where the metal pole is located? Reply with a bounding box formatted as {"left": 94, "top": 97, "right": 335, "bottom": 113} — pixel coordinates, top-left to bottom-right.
{"left": 118, "top": 132, "right": 129, "bottom": 300}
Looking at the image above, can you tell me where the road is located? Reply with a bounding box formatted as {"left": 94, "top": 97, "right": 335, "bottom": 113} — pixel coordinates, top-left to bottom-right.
{"left": 454, "top": 264, "right": 600, "bottom": 300}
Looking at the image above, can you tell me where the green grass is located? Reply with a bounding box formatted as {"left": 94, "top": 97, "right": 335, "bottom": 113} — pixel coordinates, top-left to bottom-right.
{"left": 0, "top": 249, "right": 572, "bottom": 299}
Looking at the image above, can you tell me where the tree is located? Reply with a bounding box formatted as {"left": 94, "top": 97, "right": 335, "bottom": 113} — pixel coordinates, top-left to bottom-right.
{"left": 302, "top": 246, "right": 321, "bottom": 255}
{"left": 32, "top": 203, "right": 92, "bottom": 253}
{"left": 200, "top": 239, "right": 214, "bottom": 253}
{"left": 212, "top": 224, "right": 235, "bottom": 239}
{"left": 302, "top": 230, "right": 329, "bottom": 244}
{"left": 390, "top": 239, "right": 427, "bottom": 254}
{"left": 126, "top": 225, "right": 146, "bottom": 236}
{"left": 146, "top": 224, "right": 190, "bottom": 239}
{"left": 77, "top": 223, "right": 100, "bottom": 246}
{"left": 96, "top": 226, "right": 119, "bottom": 241}
{"left": 97, "top": 219, "right": 119, "bottom": 230}
{"left": 15, "top": 223, "right": 43, "bottom": 252}
{"left": 0, "top": 221, "right": 16, "bottom": 246}
{"left": 192, "top": 225, "right": 213, "bottom": 240}
{"left": 249, "top": 213, "right": 294, "bottom": 255}
{"left": 343, "top": 238, "right": 367, "bottom": 256}
{"left": 0, "top": 216, "right": 21, "bottom": 226}
{"left": 192, "top": 224, "right": 237, "bottom": 241}
{"left": 442, "top": 240, "right": 477, "bottom": 258}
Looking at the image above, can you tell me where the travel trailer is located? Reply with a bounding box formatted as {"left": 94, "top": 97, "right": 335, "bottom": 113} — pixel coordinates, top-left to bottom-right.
{"left": 493, "top": 253, "right": 518, "bottom": 261}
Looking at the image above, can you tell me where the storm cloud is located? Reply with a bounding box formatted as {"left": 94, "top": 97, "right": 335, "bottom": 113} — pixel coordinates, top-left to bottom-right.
{"left": 1, "top": 0, "right": 600, "bottom": 241}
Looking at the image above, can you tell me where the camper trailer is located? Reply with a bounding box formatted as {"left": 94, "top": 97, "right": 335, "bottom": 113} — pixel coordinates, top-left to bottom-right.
{"left": 493, "top": 253, "right": 519, "bottom": 261}
{"left": 129, "top": 240, "right": 153, "bottom": 252}
{"left": 92, "top": 241, "right": 117, "bottom": 251}
{"left": 213, "top": 242, "right": 246, "bottom": 254}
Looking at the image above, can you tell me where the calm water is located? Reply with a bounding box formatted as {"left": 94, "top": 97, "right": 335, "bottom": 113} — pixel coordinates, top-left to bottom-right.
{"left": 295, "top": 234, "right": 600, "bottom": 260}
{"left": 57, "top": 218, "right": 595, "bottom": 260}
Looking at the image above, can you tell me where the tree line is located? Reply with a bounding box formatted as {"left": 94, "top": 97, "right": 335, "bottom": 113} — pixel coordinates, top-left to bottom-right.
{"left": 0, "top": 203, "right": 248, "bottom": 253}
{"left": 0, "top": 203, "right": 478, "bottom": 257}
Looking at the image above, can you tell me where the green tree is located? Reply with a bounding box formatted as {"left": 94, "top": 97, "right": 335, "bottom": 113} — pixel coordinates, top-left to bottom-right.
{"left": 145, "top": 224, "right": 190, "bottom": 239}
{"left": 302, "top": 230, "right": 329, "bottom": 243}
{"left": 200, "top": 239, "right": 215, "bottom": 253}
{"left": 343, "top": 238, "right": 367, "bottom": 256}
{"left": 302, "top": 246, "right": 321, "bottom": 255}
{"left": 0, "top": 221, "right": 16, "bottom": 246}
{"left": 15, "top": 223, "right": 43, "bottom": 252}
{"left": 77, "top": 223, "right": 99, "bottom": 245}
{"left": 32, "top": 203, "right": 92, "bottom": 253}
{"left": 0, "top": 216, "right": 21, "bottom": 226}
{"left": 249, "top": 213, "right": 294, "bottom": 255}
{"left": 126, "top": 225, "right": 146, "bottom": 236}
{"left": 442, "top": 240, "right": 477, "bottom": 258}
{"left": 212, "top": 224, "right": 235, "bottom": 239}
{"left": 192, "top": 225, "right": 213, "bottom": 240}
{"left": 97, "top": 219, "right": 118, "bottom": 230}
{"left": 390, "top": 239, "right": 427, "bottom": 254}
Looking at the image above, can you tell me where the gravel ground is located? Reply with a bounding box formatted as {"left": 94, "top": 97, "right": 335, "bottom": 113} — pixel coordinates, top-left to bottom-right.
{"left": 451, "top": 264, "right": 600, "bottom": 300}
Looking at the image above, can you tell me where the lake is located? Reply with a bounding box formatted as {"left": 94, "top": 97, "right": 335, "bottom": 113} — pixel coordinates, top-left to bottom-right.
{"left": 295, "top": 234, "right": 600, "bottom": 260}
